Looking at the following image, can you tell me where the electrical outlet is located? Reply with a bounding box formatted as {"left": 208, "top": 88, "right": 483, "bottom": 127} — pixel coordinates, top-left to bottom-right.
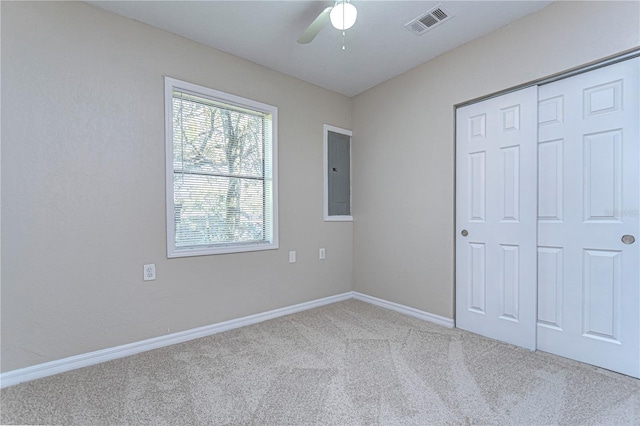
{"left": 143, "top": 264, "right": 156, "bottom": 281}
{"left": 289, "top": 251, "right": 296, "bottom": 263}
{"left": 319, "top": 248, "right": 326, "bottom": 260}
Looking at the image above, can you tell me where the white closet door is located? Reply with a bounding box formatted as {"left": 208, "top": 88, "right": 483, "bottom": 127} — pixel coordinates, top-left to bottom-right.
{"left": 455, "top": 87, "right": 538, "bottom": 350}
{"left": 537, "top": 58, "right": 639, "bottom": 378}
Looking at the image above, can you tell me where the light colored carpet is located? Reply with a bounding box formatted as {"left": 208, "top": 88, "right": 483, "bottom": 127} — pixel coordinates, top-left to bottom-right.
{"left": 1, "top": 299, "right": 639, "bottom": 425}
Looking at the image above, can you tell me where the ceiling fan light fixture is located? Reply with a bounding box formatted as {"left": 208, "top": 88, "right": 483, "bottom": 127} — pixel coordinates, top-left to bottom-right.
{"left": 330, "top": 1, "right": 357, "bottom": 31}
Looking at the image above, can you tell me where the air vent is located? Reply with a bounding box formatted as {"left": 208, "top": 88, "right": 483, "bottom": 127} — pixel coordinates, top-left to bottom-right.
{"left": 419, "top": 14, "right": 438, "bottom": 28}
{"left": 405, "top": 4, "right": 453, "bottom": 35}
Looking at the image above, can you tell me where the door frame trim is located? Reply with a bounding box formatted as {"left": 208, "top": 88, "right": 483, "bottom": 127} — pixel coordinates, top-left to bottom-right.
{"left": 456, "top": 48, "right": 640, "bottom": 109}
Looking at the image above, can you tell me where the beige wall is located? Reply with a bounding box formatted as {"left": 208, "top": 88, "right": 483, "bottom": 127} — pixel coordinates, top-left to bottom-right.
{"left": 0, "top": 1, "right": 353, "bottom": 372}
{"left": 351, "top": 1, "right": 639, "bottom": 318}
{"left": 2, "top": 0, "right": 639, "bottom": 374}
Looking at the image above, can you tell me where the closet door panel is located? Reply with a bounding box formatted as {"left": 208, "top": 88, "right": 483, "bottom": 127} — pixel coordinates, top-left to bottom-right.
{"left": 537, "top": 57, "right": 639, "bottom": 378}
{"left": 456, "top": 87, "right": 538, "bottom": 350}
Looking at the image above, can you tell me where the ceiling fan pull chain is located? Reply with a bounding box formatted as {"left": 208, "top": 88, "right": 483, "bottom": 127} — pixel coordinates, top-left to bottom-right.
{"left": 342, "top": 31, "right": 346, "bottom": 50}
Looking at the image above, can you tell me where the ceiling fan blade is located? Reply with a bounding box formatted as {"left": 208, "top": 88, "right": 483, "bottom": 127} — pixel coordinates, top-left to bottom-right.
{"left": 297, "top": 6, "right": 332, "bottom": 44}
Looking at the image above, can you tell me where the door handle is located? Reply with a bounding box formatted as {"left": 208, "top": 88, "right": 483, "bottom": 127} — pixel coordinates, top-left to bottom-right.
{"left": 622, "top": 235, "right": 635, "bottom": 245}
{"left": 461, "top": 229, "right": 469, "bottom": 237}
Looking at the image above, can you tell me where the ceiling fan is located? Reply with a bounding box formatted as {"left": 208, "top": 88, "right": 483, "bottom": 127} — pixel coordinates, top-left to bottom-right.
{"left": 297, "top": 0, "right": 358, "bottom": 44}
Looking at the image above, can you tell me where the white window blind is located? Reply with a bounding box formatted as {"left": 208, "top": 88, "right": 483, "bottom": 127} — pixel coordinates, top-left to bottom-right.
{"left": 165, "top": 78, "right": 278, "bottom": 257}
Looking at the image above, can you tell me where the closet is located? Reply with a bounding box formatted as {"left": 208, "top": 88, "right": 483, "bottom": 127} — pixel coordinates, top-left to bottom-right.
{"left": 455, "top": 57, "right": 639, "bottom": 378}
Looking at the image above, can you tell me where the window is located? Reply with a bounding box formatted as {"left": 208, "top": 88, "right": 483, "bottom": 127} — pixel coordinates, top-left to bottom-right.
{"left": 165, "top": 77, "right": 278, "bottom": 257}
{"left": 323, "top": 124, "right": 353, "bottom": 221}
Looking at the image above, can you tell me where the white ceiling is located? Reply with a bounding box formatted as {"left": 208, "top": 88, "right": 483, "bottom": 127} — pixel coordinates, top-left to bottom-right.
{"left": 89, "top": 1, "right": 553, "bottom": 97}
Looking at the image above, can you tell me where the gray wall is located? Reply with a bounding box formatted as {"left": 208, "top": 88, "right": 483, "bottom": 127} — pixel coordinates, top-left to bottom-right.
{"left": 1, "top": 1, "right": 353, "bottom": 372}
{"left": 351, "top": 1, "right": 639, "bottom": 318}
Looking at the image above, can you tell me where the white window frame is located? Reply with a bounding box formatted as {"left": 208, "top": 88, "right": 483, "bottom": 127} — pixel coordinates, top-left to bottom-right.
{"left": 165, "top": 77, "right": 278, "bottom": 257}
{"left": 323, "top": 124, "right": 353, "bottom": 222}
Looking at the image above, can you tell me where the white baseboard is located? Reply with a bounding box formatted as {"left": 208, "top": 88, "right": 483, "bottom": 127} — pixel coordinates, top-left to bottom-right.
{"left": 0, "top": 292, "right": 352, "bottom": 389}
{"left": 352, "top": 292, "right": 455, "bottom": 329}
{"left": 0, "top": 291, "right": 453, "bottom": 388}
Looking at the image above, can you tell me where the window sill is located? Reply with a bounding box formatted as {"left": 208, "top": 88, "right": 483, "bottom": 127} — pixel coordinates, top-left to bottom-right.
{"left": 168, "top": 242, "right": 279, "bottom": 258}
{"left": 324, "top": 215, "right": 353, "bottom": 222}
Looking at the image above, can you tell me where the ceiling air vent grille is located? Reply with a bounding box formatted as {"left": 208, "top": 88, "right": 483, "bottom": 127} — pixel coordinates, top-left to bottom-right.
{"left": 405, "top": 4, "right": 453, "bottom": 35}
{"left": 419, "top": 14, "right": 438, "bottom": 28}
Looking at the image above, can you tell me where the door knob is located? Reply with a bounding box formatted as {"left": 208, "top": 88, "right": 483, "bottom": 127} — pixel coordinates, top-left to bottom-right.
{"left": 461, "top": 229, "right": 469, "bottom": 237}
{"left": 622, "top": 235, "right": 635, "bottom": 245}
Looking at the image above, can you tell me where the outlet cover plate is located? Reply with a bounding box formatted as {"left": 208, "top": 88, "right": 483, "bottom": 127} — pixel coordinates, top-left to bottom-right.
{"left": 144, "top": 264, "right": 156, "bottom": 281}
